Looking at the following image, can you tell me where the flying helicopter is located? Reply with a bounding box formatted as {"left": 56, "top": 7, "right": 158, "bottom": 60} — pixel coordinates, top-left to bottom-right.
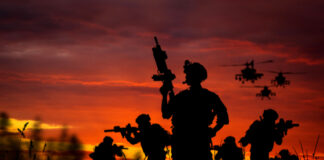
{"left": 221, "top": 60, "right": 273, "bottom": 84}
{"left": 242, "top": 85, "right": 276, "bottom": 100}
{"left": 268, "top": 71, "right": 305, "bottom": 87}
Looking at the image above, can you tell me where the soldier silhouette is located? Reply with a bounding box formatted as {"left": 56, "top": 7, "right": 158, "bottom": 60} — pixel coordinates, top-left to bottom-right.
{"left": 121, "top": 114, "right": 171, "bottom": 160}
{"left": 240, "top": 109, "right": 298, "bottom": 160}
{"left": 270, "top": 149, "right": 299, "bottom": 160}
{"left": 160, "top": 60, "right": 229, "bottom": 160}
{"left": 214, "top": 136, "right": 244, "bottom": 160}
{"left": 89, "top": 136, "right": 124, "bottom": 160}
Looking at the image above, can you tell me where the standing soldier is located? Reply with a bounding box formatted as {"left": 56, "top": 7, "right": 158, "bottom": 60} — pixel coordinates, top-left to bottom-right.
{"left": 160, "top": 60, "right": 229, "bottom": 160}
{"left": 214, "top": 136, "right": 244, "bottom": 160}
{"left": 240, "top": 109, "right": 299, "bottom": 160}
{"left": 121, "top": 114, "right": 171, "bottom": 160}
{"left": 89, "top": 136, "right": 124, "bottom": 160}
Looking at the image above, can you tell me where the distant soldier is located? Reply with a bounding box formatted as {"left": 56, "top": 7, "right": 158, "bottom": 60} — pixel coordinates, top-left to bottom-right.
{"left": 214, "top": 136, "right": 244, "bottom": 160}
{"left": 161, "top": 61, "right": 229, "bottom": 160}
{"left": 89, "top": 136, "right": 124, "bottom": 160}
{"left": 121, "top": 114, "right": 171, "bottom": 160}
{"left": 270, "top": 149, "right": 299, "bottom": 160}
{"left": 240, "top": 109, "right": 299, "bottom": 160}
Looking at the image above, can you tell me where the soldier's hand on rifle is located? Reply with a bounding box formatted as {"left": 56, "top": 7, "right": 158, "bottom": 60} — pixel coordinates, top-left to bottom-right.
{"left": 125, "top": 124, "right": 132, "bottom": 131}
{"left": 160, "top": 85, "right": 170, "bottom": 96}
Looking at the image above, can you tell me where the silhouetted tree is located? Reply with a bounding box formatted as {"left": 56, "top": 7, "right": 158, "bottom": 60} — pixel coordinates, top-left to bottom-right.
{"left": 30, "top": 117, "right": 43, "bottom": 160}
{"left": 68, "top": 134, "right": 84, "bottom": 160}
{"left": 0, "top": 112, "right": 10, "bottom": 131}
{"left": 58, "top": 125, "right": 68, "bottom": 153}
{"left": 0, "top": 112, "right": 23, "bottom": 160}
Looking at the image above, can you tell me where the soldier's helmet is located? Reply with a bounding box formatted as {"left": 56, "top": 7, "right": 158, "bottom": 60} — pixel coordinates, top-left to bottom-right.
{"left": 103, "top": 136, "right": 113, "bottom": 144}
{"left": 224, "top": 136, "right": 236, "bottom": 144}
{"left": 183, "top": 60, "right": 207, "bottom": 82}
{"left": 279, "top": 149, "right": 290, "bottom": 157}
{"left": 263, "top": 109, "right": 278, "bottom": 120}
{"left": 136, "top": 114, "right": 151, "bottom": 125}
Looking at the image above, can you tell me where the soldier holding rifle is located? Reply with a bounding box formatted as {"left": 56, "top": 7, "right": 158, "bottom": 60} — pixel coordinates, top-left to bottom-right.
{"left": 89, "top": 136, "right": 125, "bottom": 160}
{"left": 152, "top": 37, "right": 229, "bottom": 160}
{"left": 240, "top": 109, "right": 299, "bottom": 160}
{"left": 106, "top": 114, "right": 171, "bottom": 160}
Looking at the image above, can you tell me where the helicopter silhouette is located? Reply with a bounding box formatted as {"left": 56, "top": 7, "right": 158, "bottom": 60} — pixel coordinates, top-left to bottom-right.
{"left": 242, "top": 85, "right": 276, "bottom": 100}
{"left": 221, "top": 60, "right": 273, "bottom": 84}
{"left": 268, "top": 71, "right": 305, "bottom": 88}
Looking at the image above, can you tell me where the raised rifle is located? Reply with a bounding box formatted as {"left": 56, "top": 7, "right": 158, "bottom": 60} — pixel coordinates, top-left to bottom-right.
{"left": 152, "top": 36, "right": 176, "bottom": 97}
{"left": 276, "top": 118, "right": 299, "bottom": 136}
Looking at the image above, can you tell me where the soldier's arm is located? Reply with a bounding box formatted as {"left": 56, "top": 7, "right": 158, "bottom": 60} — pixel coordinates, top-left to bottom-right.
{"left": 161, "top": 87, "right": 175, "bottom": 119}
{"left": 112, "top": 144, "right": 124, "bottom": 157}
{"left": 211, "top": 95, "right": 229, "bottom": 135}
{"left": 274, "top": 130, "right": 283, "bottom": 145}
{"left": 154, "top": 124, "right": 172, "bottom": 146}
{"left": 124, "top": 130, "right": 140, "bottom": 145}
{"left": 240, "top": 121, "right": 259, "bottom": 146}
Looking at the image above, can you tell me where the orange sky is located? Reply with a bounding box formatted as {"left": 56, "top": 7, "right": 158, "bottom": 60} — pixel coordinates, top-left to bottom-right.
{"left": 0, "top": 0, "right": 323, "bottom": 159}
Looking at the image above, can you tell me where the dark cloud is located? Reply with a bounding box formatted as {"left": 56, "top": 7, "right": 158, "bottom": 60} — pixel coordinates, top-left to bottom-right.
{"left": 1, "top": 0, "right": 323, "bottom": 61}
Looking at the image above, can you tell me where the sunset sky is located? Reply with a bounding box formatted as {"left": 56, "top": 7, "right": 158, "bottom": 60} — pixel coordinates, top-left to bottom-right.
{"left": 0, "top": 0, "right": 323, "bottom": 159}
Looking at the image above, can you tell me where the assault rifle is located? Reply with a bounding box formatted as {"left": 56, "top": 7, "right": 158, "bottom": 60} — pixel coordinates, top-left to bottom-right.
{"left": 89, "top": 144, "right": 128, "bottom": 159}
{"left": 104, "top": 124, "right": 138, "bottom": 137}
{"left": 276, "top": 118, "right": 299, "bottom": 136}
{"left": 152, "top": 36, "right": 176, "bottom": 97}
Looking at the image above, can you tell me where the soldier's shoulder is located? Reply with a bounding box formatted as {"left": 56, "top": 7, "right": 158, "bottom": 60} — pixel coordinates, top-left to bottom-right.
{"left": 202, "top": 88, "right": 219, "bottom": 97}
{"left": 151, "top": 123, "right": 162, "bottom": 128}
{"left": 151, "top": 124, "right": 169, "bottom": 134}
{"left": 176, "top": 89, "right": 190, "bottom": 96}
{"left": 151, "top": 123, "right": 165, "bottom": 130}
{"left": 250, "top": 120, "right": 262, "bottom": 128}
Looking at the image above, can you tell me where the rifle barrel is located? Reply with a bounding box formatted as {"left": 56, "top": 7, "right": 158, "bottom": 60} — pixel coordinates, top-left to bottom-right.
{"left": 104, "top": 129, "right": 115, "bottom": 132}
{"left": 154, "top": 36, "right": 159, "bottom": 45}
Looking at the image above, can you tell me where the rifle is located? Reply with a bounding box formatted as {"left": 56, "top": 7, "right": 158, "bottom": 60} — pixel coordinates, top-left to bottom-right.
{"left": 104, "top": 125, "right": 138, "bottom": 137}
{"left": 113, "top": 144, "right": 128, "bottom": 150}
{"left": 89, "top": 144, "right": 128, "bottom": 159}
{"left": 276, "top": 118, "right": 299, "bottom": 136}
{"left": 152, "top": 36, "right": 176, "bottom": 97}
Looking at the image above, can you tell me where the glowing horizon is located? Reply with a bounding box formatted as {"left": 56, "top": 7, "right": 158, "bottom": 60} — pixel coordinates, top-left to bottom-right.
{"left": 1, "top": 0, "right": 323, "bottom": 159}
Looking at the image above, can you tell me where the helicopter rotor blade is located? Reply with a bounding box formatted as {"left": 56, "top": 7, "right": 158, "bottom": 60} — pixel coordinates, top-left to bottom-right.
{"left": 254, "top": 85, "right": 266, "bottom": 88}
{"left": 256, "top": 60, "right": 274, "bottom": 64}
{"left": 266, "top": 71, "right": 279, "bottom": 73}
{"left": 241, "top": 85, "right": 264, "bottom": 88}
{"left": 219, "top": 63, "right": 246, "bottom": 67}
{"left": 240, "top": 86, "right": 255, "bottom": 88}
{"left": 282, "top": 72, "right": 306, "bottom": 74}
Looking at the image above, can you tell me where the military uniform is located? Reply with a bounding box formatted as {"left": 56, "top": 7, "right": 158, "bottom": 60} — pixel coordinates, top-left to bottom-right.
{"left": 164, "top": 88, "right": 229, "bottom": 160}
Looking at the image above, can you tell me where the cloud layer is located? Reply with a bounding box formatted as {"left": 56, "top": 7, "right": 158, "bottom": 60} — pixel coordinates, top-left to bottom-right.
{"left": 0, "top": 0, "right": 323, "bottom": 158}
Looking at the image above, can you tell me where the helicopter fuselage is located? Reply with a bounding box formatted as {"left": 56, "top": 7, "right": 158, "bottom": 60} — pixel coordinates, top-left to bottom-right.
{"left": 271, "top": 74, "right": 290, "bottom": 87}
{"left": 235, "top": 67, "right": 263, "bottom": 83}
{"left": 256, "top": 87, "right": 276, "bottom": 100}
